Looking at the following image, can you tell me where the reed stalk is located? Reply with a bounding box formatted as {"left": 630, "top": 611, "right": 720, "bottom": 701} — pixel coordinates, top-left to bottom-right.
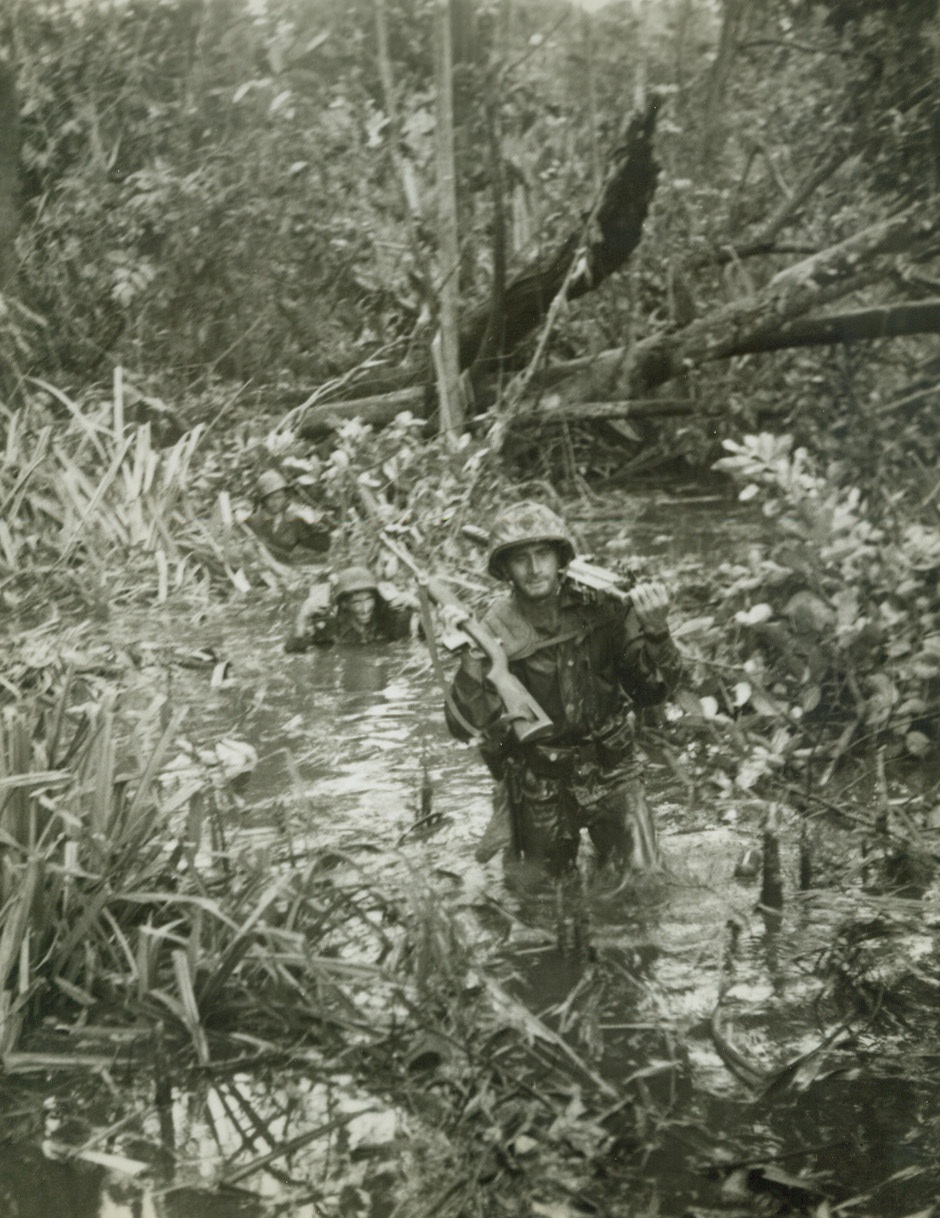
{"left": 0, "top": 385, "right": 258, "bottom": 606}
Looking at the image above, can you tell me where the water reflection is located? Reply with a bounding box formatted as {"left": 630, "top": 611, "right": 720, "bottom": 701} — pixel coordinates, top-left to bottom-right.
{"left": 0, "top": 1070, "right": 397, "bottom": 1218}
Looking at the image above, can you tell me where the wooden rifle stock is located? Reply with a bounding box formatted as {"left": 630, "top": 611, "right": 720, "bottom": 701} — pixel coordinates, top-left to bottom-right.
{"left": 380, "top": 533, "right": 554, "bottom": 743}
{"left": 424, "top": 577, "right": 554, "bottom": 742}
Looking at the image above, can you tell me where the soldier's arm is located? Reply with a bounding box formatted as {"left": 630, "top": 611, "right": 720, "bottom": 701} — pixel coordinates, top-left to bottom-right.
{"left": 618, "top": 581, "right": 683, "bottom": 705}
{"left": 285, "top": 587, "right": 335, "bottom": 651}
{"left": 444, "top": 647, "right": 506, "bottom": 743}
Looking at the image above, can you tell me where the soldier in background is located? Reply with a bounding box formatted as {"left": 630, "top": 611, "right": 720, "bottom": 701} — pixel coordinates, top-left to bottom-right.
{"left": 246, "top": 469, "right": 331, "bottom": 561}
{"left": 285, "top": 565, "right": 417, "bottom": 651}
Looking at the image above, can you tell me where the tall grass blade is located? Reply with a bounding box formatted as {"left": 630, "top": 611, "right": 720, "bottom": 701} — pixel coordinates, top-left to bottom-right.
{"left": 2, "top": 425, "right": 52, "bottom": 518}
{"left": 58, "top": 435, "right": 134, "bottom": 557}
{"left": 0, "top": 861, "right": 40, "bottom": 1053}
{"left": 112, "top": 365, "right": 124, "bottom": 439}
{"left": 195, "top": 874, "right": 292, "bottom": 1012}
{"left": 124, "top": 705, "right": 188, "bottom": 825}
{"left": 54, "top": 886, "right": 113, "bottom": 975}
{"left": 26, "top": 377, "right": 109, "bottom": 460}
{"left": 171, "top": 949, "right": 210, "bottom": 1064}
{"left": 43, "top": 668, "right": 76, "bottom": 768}
{"left": 0, "top": 771, "right": 69, "bottom": 793}
{"left": 220, "top": 1109, "right": 375, "bottom": 1187}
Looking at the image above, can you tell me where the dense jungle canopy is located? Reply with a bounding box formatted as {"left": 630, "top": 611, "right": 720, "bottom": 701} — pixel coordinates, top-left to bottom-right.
{"left": 1, "top": 0, "right": 938, "bottom": 466}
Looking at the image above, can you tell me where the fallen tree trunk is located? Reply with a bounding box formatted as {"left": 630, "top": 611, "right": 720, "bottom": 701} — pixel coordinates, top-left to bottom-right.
{"left": 544, "top": 201, "right": 940, "bottom": 402}
{"left": 298, "top": 296, "right": 940, "bottom": 435}
{"left": 509, "top": 398, "right": 711, "bottom": 425}
{"left": 298, "top": 201, "right": 940, "bottom": 437}
{"left": 724, "top": 299, "right": 940, "bottom": 354}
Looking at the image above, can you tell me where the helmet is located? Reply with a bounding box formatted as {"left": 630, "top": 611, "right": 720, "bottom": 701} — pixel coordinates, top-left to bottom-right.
{"left": 334, "top": 565, "right": 379, "bottom": 599}
{"left": 257, "top": 469, "right": 289, "bottom": 499}
{"left": 486, "top": 501, "right": 576, "bottom": 578}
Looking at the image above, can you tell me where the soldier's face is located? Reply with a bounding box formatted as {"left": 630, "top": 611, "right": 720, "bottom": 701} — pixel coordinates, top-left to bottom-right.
{"left": 504, "top": 542, "right": 561, "bottom": 603}
{"left": 346, "top": 591, "right": 376, "bottom": 625}
{"left": 262, "top": 489, "right": 289, "bottom": 514}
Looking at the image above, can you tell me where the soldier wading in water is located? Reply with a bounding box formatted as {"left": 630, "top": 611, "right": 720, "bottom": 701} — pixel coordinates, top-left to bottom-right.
{"left": 286, "top": 565, "right": 416, "bottom": 650}
{"left": 445, "top": 502, "right": 682, "bottom": 880}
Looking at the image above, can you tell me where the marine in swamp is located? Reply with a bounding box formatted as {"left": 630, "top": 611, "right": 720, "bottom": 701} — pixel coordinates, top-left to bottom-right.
{"left": 285, "top": 564, "right": 418, "bottom": 650}
{"left": 245, "top": 468, "right": 332, "bottom": 562}
{"left": 442, "top": 500, "right": 683, "bottom": 880}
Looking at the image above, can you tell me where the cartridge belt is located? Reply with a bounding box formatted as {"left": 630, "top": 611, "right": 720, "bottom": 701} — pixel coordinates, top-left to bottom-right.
{"left": 520, "top": 741, "right": 600, "bottom": 778}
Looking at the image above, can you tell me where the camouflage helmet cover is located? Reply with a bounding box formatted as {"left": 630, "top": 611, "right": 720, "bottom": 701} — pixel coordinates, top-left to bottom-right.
{"left": 486, "top": 501, "right": 576, "bottom": 578}
{"left": 257, "top": 469, "right": 289, "bottom": 499}
{"left": 334, "top": 565, "right": 379, "bottom": 599}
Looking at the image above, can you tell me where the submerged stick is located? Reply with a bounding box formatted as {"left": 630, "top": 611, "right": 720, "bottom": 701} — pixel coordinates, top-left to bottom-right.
{"left": 220, "top": 1109, "right": 375, "bottom": 1186}
{"left": 709, "top": 1003, "right": 766, "bottom": 1090}
{"left": 760, "top": 804, "right": 784, "bottom": 911}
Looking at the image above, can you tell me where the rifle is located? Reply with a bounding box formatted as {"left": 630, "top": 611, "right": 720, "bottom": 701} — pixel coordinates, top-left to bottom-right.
{"left": 380, "top": 532, "right": 554, "bottom": 743}
{"left": 460, "top": 523, "right": 633, "bottom": 604}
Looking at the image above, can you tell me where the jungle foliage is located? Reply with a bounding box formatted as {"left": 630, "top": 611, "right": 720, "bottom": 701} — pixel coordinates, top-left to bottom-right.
{"left": 1, "top": 0, "right": 940, "bottom": 1213}
{"left": 0, "top": 0, "right": 936, "bottom": 477}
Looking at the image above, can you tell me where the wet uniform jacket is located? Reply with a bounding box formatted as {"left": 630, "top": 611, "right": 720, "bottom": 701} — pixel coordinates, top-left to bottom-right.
{"left": 309, "top": 602, "right": 413, "bottom": 646}
{"left": 246, "top": 509, "right": 330, "bottom": 561}
{"left": 446, "top": 580, "right": 682, "bottom": 773}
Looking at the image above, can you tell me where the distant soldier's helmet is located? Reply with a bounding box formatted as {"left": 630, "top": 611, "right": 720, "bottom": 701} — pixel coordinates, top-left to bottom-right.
{"left": 334, "top": 566, "right": 379, "bottom": 599}
{"left": 257, "top": 469, "right": 289, "bottom": 499}
{"left": 486, "top": 501, "right": 576, "bottom": 579}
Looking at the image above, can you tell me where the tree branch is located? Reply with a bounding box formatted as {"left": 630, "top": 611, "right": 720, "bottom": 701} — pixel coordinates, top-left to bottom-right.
{"left": 297, "top": 298, "right": 940, "bottom": 437}
{"left": 297, "top": 201, "right": 940, "bottom": 437}
{"left": 459, "top": 92, "right": 660, "bottom": 369}
{"left": 542, "top": 201, "right": 940, "bottom": 400}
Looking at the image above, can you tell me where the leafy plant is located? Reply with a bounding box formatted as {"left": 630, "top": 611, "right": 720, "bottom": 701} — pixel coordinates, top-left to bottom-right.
{"left": 0, "top": 381, "right": 281, "bottom": 610}
{"left": 660, "top": 431, "right": 940, "bottom": 851}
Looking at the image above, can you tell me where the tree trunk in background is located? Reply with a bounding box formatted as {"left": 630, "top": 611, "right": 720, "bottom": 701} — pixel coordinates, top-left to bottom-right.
{"left": 374, "top": 0, "right": 435, "bottom": 327}
{"left": 0, "top": 58, "right": 19, "bottom": 291}
{"left": 433, "top": 0, "right": 464, "bottom": 436}
{"left": 459, "top": 93, "right": 661, "bottom": 372}
{"left": 700, "top": 0, "right": 748, "bottom": 161}
{"left": 467, "top": 52, "right": 508, "bottom": 392}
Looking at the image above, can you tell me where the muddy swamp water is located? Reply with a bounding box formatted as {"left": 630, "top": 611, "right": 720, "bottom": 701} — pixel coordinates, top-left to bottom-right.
{"left": 3, "top": 481, "right": 940, "bottom": 1218}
